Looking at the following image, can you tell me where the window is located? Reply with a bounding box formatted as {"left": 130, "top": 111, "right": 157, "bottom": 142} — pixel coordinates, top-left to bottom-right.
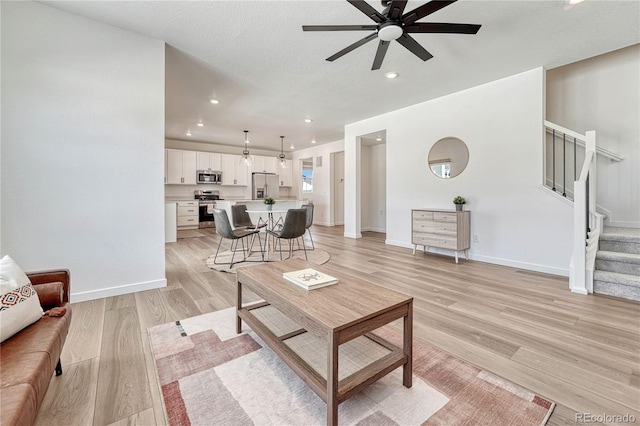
{"left": 302, "top": 159, "right": 313, "bottom": 193}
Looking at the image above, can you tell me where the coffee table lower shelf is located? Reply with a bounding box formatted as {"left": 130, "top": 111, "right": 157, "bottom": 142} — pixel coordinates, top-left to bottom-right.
{"left": 237, "top": 302, "right": 410, "bottom": 423}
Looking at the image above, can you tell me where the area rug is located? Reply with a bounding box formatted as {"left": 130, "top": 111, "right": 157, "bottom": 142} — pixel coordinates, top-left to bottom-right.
{"left": 206, "top": 248, "right": 330, "bottom": 273}
{"left": 148, "top": 308, "right": 555, "bottom": 426}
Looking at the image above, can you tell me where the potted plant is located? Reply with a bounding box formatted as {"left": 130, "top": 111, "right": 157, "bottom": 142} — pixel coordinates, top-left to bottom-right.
{"left": 263, "top": 196, "right": 276, "bottom": 211}
{"left": 453, "top": 196, "right": 466, "bottom": 211}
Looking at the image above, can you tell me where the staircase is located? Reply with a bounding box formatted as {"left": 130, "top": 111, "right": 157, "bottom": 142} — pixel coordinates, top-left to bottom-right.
{"left": 594, "top": 227, "right": 640, "bottom": 301}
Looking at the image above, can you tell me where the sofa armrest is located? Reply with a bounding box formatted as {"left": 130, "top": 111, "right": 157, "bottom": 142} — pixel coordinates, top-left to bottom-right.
{"left": 26, "top": 269, "right": 70, "bottom": 304}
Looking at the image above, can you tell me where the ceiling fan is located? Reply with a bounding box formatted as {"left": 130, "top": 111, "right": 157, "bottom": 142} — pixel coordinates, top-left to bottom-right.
{"left": 302, "top": 0, "right": 481, "bottom": 70}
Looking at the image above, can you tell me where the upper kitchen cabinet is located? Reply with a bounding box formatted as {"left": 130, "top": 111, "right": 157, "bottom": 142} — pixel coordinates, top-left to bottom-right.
{"left": 252, "top": 155, "right": 277, "bottom": 174}
{"left": 166, "top": 149, "right": 196, "bottom": 185}
{"left": 197, "top": 151, "right": 222, "bottom": 171}
{"left": 279, "top": 160, "right": 293, "bottom": 187}
{"left": 221, "top": 154, "right": 249, "bottom": 186}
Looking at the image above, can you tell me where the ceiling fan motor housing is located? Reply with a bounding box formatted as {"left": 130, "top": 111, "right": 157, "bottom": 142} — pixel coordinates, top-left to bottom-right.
{"left": 378, "top": 21, "right": 403, "bottom": 41}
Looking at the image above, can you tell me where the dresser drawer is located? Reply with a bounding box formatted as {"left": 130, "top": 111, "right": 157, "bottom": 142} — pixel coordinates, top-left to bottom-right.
{"left": 413, "top": 220, "right": 457, "bottom": 235}
{"left": 433, "top": 212, "right": 457, "bottom": 222}
{"left": 178, "top": 216, "right": 199, "bottom": 226}
{"left": 412, "top": 210, "right": 433, "bottom": 221}
{"left": 412, "top": 233, "right": 457, "bottom": 250}
{"left": 178, "top": 206, "right": 199, "bottom": 216}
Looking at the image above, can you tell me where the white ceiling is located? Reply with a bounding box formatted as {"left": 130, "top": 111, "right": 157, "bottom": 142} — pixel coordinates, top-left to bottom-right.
{"left": 41, "top": 1, "right": 640, "bottom": 152}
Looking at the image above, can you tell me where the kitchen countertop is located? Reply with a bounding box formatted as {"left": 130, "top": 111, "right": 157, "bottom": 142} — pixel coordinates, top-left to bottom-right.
{"left": 165, "top": 196, "right": 198, "bottom": 202}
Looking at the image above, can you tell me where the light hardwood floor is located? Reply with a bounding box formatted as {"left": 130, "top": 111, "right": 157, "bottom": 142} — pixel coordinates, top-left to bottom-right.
{"left": 35, "top": 226, "right": 639, "bottom": 425}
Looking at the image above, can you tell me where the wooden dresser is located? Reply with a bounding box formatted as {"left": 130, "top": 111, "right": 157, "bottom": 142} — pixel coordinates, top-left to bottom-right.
{"left": 412, "top": 209, "right": 470, "bottom": 263}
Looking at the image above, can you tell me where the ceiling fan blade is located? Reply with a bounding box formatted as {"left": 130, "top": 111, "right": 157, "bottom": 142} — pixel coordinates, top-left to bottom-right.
{"left": 396, "top": 34, "right": 433, "bottom": 61}
{"left": 405, "top": 22, "right": 481, "bottom": 34}
{"left": 371, "top": 40, "right": 391, "bottom": 70}
{"left": 402, "top": 0, "right": 457, "bottom": 25}
{"left": 303, "top": 25, "right": 378, "bottom": 31}
{"left": 326, "top": 32, "right": 378, "bottom": 62}
{"left": 347, "top": 0, "right": 386, "bottom": 23}
{"left": 387, "top": 0, "right": 409, "bottom": 19}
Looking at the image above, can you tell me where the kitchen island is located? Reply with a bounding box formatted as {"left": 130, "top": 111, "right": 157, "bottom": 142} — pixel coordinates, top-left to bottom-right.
{"left": 215, "top": 199, "right": 307, "bottom": 229}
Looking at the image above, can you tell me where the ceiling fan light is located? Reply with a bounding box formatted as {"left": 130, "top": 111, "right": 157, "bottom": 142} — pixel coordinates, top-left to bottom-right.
{"left": 378, "top": 24, "right": 403, "bottom": 42}
{"left": 385, "top": 71, "right": 399, "bottom": 79}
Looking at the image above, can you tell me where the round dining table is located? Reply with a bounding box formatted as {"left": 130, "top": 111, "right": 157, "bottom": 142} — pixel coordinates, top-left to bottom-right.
{"left": 245, "top": 209, "right": 289, "bottom": 261}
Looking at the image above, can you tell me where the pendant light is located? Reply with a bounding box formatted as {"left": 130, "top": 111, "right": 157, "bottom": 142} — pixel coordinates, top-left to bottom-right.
{"left": 279, "top": 136, "right": 287, "bottom": 168}
{"left": 239, "top": 130, "right": 252, "bottom": 167}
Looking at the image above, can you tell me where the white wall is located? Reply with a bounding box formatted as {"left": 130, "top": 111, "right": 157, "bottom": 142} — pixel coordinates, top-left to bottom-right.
{"left": 1, "top": 1, "right": 166, "bottom": 301}
{"left": 547, "top": 45, "right": 640, "bottom": 228}
{"left": 291, "top": 140, "right": 345, "bottom": 226}
{"left": 361, "top": 144, "right": 386, "bottom": 232}
{"left": 345, "top": 68, "right": 574, "bottom": 276}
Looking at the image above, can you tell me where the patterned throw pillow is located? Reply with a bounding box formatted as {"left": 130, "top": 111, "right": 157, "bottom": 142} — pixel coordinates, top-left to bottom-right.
{"left": 0, "top": 255, "right": 44, "bottom": 342}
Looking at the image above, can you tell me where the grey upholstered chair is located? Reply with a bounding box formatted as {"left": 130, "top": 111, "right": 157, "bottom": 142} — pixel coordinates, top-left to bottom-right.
{"left": 213, "top": 208, "right": 263, "bottom": 268}
{"left": 231, "top": 204, "right": 267, "bottom": 231}
{"left": 232, "top": 204, "right": 267, "bottom": 252}
{"left": 303, "top": 203, "right": 315, "bottom": 250}
{"left": 266, "top": 208, "right": 308, "bottom": 260}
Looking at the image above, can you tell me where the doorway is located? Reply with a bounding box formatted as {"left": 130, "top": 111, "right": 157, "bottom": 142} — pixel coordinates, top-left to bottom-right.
{"left": 360, "top": 131, "right": 386, "bottom": 233}
{"left": 332, "top": 151, "right": 345, "bottom": 225}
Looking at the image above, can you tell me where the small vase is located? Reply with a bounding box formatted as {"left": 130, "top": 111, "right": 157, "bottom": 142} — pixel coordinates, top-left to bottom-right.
{"left": 455, "top": 204, "right": 463, "bottom": 211}
{"left": 266, "top": 204, "right": 272, "bottom": 211}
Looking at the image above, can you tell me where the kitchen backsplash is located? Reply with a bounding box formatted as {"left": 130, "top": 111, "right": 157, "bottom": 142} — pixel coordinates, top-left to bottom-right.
{"left": 164, "top": 184, "right": 292, "bottom": 200}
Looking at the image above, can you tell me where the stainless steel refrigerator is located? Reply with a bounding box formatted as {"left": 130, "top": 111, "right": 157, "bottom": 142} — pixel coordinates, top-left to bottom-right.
{"left": 252, "top": 173, "right": 279, "bottom": 200}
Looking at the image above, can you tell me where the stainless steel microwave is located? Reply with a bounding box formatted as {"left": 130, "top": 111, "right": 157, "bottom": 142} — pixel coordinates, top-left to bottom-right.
{"left": 197, "top": 170, "right": 222, "bottom": 184}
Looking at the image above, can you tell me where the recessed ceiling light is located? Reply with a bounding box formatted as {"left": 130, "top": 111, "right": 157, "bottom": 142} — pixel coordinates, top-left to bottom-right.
{"left": 568, "top": 0, "right": 584, "bottom": 4}
{"left": 385, "top": 71, "right": 399, "bottom": 79}
{"left": 304, "top": 118, "right": 313, "bottom": 123}
{"left": 185, "top": 131, "right": 192, "bottom": 136}
{"left": 196, "top": 122, "right": 204, "bottom": 127}
{"left": 209, "top": 99, "right": 219, "bottom": 104}
{"left": 311, "top": 139, "right": 317, "bottom": 144}
{"left": 376, "top": 137, "right": 382, "bottom": 141}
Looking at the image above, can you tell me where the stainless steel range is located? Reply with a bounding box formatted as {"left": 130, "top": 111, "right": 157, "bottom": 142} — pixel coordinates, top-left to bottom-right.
{"left": 195, "top": 190, "right": 221, "bottom": 229}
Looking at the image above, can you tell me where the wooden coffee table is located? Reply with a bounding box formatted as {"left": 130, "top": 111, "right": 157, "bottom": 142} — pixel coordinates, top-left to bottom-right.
{"left": 236, "top": 258, "right": 413, "bottom": 426}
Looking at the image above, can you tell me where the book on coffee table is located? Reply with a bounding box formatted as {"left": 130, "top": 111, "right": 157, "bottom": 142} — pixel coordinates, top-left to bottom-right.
{"left": 282, "top": 268, "right": 339, "bottom": 290}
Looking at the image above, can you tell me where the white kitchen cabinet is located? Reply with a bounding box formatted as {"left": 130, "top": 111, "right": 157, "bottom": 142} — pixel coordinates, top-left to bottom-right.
{"left": 197, "top": 151, "right": 222, "bottom": 171}
{"left": 166, "top": 149, "right": 197, "bottom": 185}
{"left": 221, "top": 154, "right": 249, "bottom": 186}
{"left": 177, "top": 200, "right": 199, "bottom": 230}
{"left": 279, "top": 160, "right": 293, "bottom": 187}
{"left": 252, "top": 155, "right": 278, "bottom": 174}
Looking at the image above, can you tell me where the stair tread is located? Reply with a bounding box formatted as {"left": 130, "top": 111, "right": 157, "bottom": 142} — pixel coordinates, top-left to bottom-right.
{"left": 593, "top": 270, "right": 640, "bottom": 287}
{"left": 601, "top": 227, "right": 640, "bottom": 243}
{"left": 596, "top": 250, "right": 640, "bottom": 263}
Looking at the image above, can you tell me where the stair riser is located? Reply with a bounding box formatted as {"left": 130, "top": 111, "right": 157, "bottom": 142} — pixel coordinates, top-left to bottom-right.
{"left": 595, "top": 259, "right": 640, "bottom": 275}
{"left": 599, "top": 240, "right": 640, "bottom": 255}
{"left": 594, "top": 281, "right": 640, "bottom": 301}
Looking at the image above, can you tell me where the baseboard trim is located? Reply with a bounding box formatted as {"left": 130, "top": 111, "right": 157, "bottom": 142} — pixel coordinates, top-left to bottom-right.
{"left": 344, "top": 232, "right": 362, "bottom": 239}
{"left": 362, "top": 227, "right": 386, "bottom": 233}
{"left": 314, "top": 221, "right": 334, "bottom": 227}
{"left": 385, "top": 240, "right": 569, "bottom": 277}
{"left": 71, "top": 278, "right": 167, "bottom": 303}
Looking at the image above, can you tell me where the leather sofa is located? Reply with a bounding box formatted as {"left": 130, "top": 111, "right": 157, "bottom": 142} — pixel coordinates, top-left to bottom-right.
{"left": 0, "top": 269, "right": 72, "bottom": 426}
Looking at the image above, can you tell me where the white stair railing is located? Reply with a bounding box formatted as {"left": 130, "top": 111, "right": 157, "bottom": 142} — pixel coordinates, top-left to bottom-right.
{"left": 569, "top": 130, "right": 603, "bottom": 294}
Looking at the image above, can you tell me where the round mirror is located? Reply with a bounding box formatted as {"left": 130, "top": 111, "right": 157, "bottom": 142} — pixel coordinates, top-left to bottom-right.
{"left": 428, "top": 137, "right": 469, "bottom": 179}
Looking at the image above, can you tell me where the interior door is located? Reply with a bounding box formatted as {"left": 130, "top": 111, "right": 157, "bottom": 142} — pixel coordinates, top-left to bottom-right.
{"left": 334, "top": 151, "right": 344, "bottom": 225}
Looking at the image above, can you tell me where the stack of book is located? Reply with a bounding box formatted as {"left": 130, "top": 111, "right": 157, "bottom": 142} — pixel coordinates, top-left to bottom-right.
{"left": 282, "top": 268, "right": 339, "bottom": 290}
